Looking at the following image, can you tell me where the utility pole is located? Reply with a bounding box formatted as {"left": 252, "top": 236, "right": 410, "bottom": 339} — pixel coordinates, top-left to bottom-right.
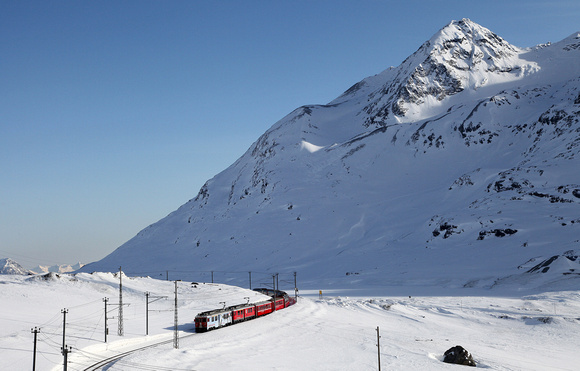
{"left": 276, "top": 273, "right": 279, "bottom": 291}
{"left": 376, "top": 326, "right": 381, "bottom": 371}
{"left": 103, "top": 298, "right": 109, "bottom": 342}
{"left": 249, "top": 271, "right": 252, "bottom": 290}
{"left": 118, "top": 267, "right": 124, "bottom": 336}
{"left": 145, "top": 292, "right": 149, "bottom": 336}
{"left": 145, "top": 292, "right": 166, "bottom": 336}
{"left": 211, "top": 271, "right": 214, "bottom": 283}
{"left": 272, "top": 275, "right": 276, "bottom": 291}
{"left": 173, "top": 280, "right": 180, "bottom": 349}
{"left": 61, "top": 309, "right": 68, "bottom": 351}
{"left": 294, "top": 271, "right": 298, "bottom": 299}
{"left": 31, "top": 327, "right": 40, "bottom": 371}
{"left": 272, "top": 275, "right": 277, "bottom": 312}
{"left": 61, "top": 345, "right": 72, "bottom": 371}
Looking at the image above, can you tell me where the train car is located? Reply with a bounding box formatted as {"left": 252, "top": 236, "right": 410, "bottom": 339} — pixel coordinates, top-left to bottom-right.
{"left": 195, "top": 308, "right": 232, "bottom": 332}
{"left": 254, "top": 288, "right": 295, "bottom": 310}
{"left": 255, "top": 300, "right": 274, "bottom": 317}
{"left": 286, "top": 296, "right": 297, "bottom": 307}
{"left": 194, "top": 289, "right": 296, "bottom": 333}
{"left": 274, "top": 296, "right": 285, "bottom": 311}
{"left": 229, "top": 303, "right": 257, "bottom": 324}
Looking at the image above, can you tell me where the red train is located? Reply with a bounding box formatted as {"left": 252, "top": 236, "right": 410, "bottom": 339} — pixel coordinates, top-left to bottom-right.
{"left": 194, "top": 289, "right": 296, "bottom": 332}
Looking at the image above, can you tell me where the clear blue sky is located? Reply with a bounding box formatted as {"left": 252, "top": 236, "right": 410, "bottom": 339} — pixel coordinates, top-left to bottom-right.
{"left": 1, "top": 0, "right": 579, "bottom": 268}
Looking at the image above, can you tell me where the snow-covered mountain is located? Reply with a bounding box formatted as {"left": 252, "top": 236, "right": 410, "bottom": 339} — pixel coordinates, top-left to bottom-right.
{"left": 30, "top": 262, "right": 84, "bottom": 274}
{"left": 81, "top": 19, "right": 580, "bottom": 290}
{"left": 0, "top": 258, "right": 32, "bottom": 275}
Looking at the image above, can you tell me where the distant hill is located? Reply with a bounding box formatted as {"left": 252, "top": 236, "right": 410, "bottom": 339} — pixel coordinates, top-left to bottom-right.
{"left": 30, "top": 262, "right": 84, "bottom": 274}
{"left": 0, "top": 258, "right": 32, "bottom": 275}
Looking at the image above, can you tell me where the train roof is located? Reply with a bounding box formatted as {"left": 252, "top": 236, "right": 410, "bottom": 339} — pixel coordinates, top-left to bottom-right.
{"left": 227, "top": 303, "right": 255, "bottom": 311}
{"left": 195, "top": 307, "right": 231, "bottom": 317}
{"left": 253, "top": 288, "right": 289, "bottom": 298}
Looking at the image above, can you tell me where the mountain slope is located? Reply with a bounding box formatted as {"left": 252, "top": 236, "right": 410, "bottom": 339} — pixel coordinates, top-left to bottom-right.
{"left": 81, "top": 19, "right": 580, "bottom": 289}
{"left": 0, "top": 258, "right": 32, "bottom": 275}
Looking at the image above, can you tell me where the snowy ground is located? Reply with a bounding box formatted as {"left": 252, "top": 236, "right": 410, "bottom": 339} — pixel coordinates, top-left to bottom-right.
{"left": 1, "top": 273, "right": 579, "bottom": 370}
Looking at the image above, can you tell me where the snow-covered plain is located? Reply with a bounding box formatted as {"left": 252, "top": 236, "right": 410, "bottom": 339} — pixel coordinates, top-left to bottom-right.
{"left": 1, "top": 272, "right": 579, "bottom": 370}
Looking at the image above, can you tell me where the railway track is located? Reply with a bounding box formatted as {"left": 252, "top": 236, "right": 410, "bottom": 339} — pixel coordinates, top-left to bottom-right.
{"left": 81, "top": 332, "right": 196, "bottom": 371}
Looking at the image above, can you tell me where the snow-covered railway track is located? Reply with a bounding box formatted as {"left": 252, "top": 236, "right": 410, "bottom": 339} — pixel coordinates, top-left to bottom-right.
{"left": 81, "top": 333, "right": 196, "bottom": 371}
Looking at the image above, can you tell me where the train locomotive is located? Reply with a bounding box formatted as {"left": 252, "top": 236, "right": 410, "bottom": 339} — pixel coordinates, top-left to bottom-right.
{"left": 194, "top": 288, "right": 296, "bottom": 332}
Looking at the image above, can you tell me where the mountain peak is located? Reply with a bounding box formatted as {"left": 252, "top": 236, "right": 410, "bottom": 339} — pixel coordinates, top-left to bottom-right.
{"left": 433, "top": 18, "right": 498, "bottom": 42}
{"left": 426, "top": 18, "right": 517, "bottom": 58}
{"left": 359, "top": 19, "right": 531, "bottom": 125}
{"left": 0, "top": 258, "right": 32, "bottom": 275}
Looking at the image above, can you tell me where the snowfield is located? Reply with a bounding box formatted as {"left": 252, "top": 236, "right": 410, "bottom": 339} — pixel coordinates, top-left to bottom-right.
{"left": 1, "top": 273, "right": 579, "bottom": 370}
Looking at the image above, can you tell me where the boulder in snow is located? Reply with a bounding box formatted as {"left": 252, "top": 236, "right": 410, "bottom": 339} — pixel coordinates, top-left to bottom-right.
{"left": 443, "top": 345, "right": 476, "bottom": 367}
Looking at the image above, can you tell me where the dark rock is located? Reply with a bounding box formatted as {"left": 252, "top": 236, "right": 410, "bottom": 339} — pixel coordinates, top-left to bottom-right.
{"left": 478, "top": 228, "right": 517, "bottom": 240}
{"left": 443, "top": 345, "right": 476, "bottom": 367}
{"left": 432, "top": 222, "right": 459, "bottom": 239}
{"left": 527, "top": 255, "right": 559, "bottom": 273}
